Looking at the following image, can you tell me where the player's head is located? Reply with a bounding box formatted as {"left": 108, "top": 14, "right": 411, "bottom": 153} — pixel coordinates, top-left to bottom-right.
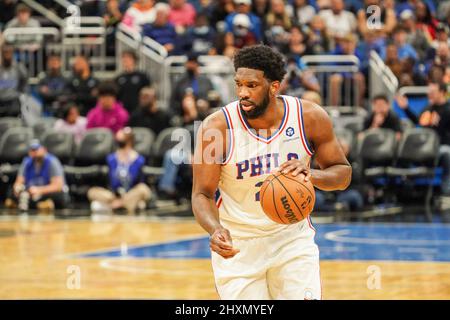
{"left": 233, "top": 45, "right": 286, "bottom": 119}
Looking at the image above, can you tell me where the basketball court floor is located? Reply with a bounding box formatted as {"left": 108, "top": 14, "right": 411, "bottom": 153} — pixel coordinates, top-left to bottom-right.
{"left": 0, "top": 213, "right": 449, "bottom": 300}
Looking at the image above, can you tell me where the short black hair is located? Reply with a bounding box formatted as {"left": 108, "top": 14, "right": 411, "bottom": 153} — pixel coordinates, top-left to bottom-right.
{"left": 372, "top": 94, "right": 389, "bottom": 103}
{"left": 98, "top": 81, "right": 118, "bottom": 97}
{"left": 60, "top": 103, "right": 78, "bottom": 120}
{"left": 431, "top": 82, "right": 448, "bottom": 94}
{"left": 233, "top": 45, "right": 287, "bottom": 82}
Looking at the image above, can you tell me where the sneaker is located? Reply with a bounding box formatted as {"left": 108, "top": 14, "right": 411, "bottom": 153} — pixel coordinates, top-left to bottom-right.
{"left": 37, "top": 199, "right": 55, "bottom": 213}
{"left": 90, "top": 200, "right": 112, "bottom": 213}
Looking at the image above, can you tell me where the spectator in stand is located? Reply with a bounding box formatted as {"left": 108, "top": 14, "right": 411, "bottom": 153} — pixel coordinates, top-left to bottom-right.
{"left": 67, "top": 56, "right": 99, "bottom": 115}
{"left": 363, "top": 94, "right": 403, "bottom": 140}
{"left": 53, "top": 104, "right": 87, "bottom": 145}
{"left": 306, "top": 14, "right": 331, "bottom": 54}
{"left": 414, "top": 0, "right": 439, "bottom": 41}
{"left": 381, "top": 25, "right": 419, "bottom": 62}
{"left": 178, "top": 13, "right": 217, "bottom": 56}
{"left": 318, "top": 0, "right": 357, "bottom": 40}
{"left": 0, "top": 44, "right": 27, "bottom": 117}
{"left": 142, "top": 2, "right": 177, "bottom": 55}
{"left": 4, "top": 4, "right": 42, "bottom": 50}
{"left": 115, "top": 50, "right": 151, "bottom": 114}
{"left": 168, "top": 0, "right": 196, "bottom": 34}
{"left": 224, "top": 0, "right": 263, "bottom": 41}
{"left": 224, "top": 13, "right": 258, "bottom": 52}
{"left": 400, "top": 9, "right": 431, "bottom": 62}
{"left": 103, "top": 0, "right": 124, "bottom": 56}
{"left": 432, "top": 23, "right": 450, "bottom": 49}
{"left": 252, "top": 0, "right": 270, "bottom": 22}
{"left": 86, "top": 81, "right": 129, "bottom": 134}
{"left": 280, "top": 55, "right": 320, "bottom": 97}
{"left": 329, "top": 33, "right": 366, "bottom": 107}
{"left": 87, "top": 127, "right": 152, "bottom": 215}
{"left": 121, "top": 0, "right": 156, "bottom": 34}
{"left": 5, "top": 139, "right": 69, "bottom": 212}
{"left": 37, "top": 54, "right": 68, "bottom": 115}
{"left": 357, "top": 0, "right": 396, "bottom": 40}
{"left": 264, "top": 0, "right": 292, "bottom": 51}
{"left": 396, "top": 82, "right": 450, "bottom": 200}
{"left": 384, "top": 43, "right": 403, "bottom": 80}
{"left": 210, "top": 0, "right": 235, "bottom": 31}
{"left": 170, "top": 53, "right": 214, "bottom": 120}
{"left": 290, "top": 0, "right": 316, "bottom": 25}
{"left": 128, "top": 86, "right": 171, "bottom": 135}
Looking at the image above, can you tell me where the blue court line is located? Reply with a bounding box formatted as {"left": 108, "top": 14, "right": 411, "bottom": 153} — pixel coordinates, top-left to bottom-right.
{"left": 74, "top": 223, "right": 450, "bottom": 262}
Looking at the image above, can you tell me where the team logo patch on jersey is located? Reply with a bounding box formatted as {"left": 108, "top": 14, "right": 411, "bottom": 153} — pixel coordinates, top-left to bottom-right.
{"left": 286, "top": 127, "right": 295, "bottom": 137}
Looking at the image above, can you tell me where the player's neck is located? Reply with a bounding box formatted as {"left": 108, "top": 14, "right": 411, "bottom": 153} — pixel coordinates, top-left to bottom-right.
{"left": 245, "top": 96, "right": 284, "bottom": 133}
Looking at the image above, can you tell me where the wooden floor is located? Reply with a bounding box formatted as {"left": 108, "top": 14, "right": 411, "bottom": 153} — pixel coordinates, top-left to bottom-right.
{"left": 0, "top": 216, "right": 449, "bottom": 300}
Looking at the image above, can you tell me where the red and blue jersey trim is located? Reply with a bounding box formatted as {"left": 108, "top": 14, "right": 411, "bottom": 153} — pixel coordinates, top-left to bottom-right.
{"left": 295, "top": 97, "right": 314, "bottom": 156}
{"left": 236, "top": 96, "right": 290, "bottom": 144}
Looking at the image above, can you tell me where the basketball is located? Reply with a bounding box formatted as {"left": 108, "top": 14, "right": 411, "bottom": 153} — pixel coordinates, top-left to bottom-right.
{"left": 260, "top": 171, "right": 315, "bottom": 224}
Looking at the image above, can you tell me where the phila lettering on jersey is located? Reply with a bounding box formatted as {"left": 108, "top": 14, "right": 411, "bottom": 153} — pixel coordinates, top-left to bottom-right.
{"left": 216, "top": 95, "right": 314, "bottom": 238}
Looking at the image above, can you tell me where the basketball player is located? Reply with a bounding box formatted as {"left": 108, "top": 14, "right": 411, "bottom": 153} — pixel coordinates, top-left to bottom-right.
{"left": 192, "top": 45, "right": 351, "bottom": 300}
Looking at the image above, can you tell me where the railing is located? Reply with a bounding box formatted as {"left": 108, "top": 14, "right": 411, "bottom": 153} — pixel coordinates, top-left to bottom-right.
{"left": 115, "top": 24, "right": 168, "bottom": 104}
{"left": 2, "top": 27, "right": 61, "bottom": 84}
{"left": 22, "top": 0, "right": 64, "bottom": 27}
{"left": 369, "top": 50, "right": 399, "bottom": 105}
{"left": 302, "top": 55, "right": 361, "bottom": 109}
{"left": 61, "top": 17, "right": 107, "bottom": 75}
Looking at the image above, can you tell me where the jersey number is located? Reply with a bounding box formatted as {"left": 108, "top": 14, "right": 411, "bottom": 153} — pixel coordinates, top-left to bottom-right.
{"left": 255, "top": 181, "right": 264, "bottom": 201}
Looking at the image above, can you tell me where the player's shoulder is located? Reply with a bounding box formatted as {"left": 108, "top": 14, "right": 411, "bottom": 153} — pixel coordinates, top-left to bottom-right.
{"left": 201, "top": 101, "right": 238, "bottom": 131}
{"left": 298, "top": 98, "right": 331, "bottom": 124}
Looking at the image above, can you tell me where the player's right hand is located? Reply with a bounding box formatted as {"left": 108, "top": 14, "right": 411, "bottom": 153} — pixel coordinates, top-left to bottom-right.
{"left": 210, "top": 227, "right": 240, "bottom": 259}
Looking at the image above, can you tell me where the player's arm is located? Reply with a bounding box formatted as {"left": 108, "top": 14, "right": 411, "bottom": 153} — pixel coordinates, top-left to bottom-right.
{"left": 305, "top": 101, "right": 352, "bottom": 191}
{"left": 192, "top": 111, "right": 240, "bottom": 259}
{"left": 279, "top": 100, "right": 352, "bottom": 191}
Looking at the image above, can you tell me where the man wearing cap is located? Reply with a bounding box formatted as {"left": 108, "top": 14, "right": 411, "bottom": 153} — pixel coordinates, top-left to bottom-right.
{"left": 5, "top": 140, "right": 69, "bottom": 212}
{"left": 224, "top": 0, "right": 262, "bottom": 41}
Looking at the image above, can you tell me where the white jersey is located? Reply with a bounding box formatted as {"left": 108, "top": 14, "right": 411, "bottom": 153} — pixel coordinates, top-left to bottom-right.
{"left": 216, "top": 95, "right": 315, "bottom": 238}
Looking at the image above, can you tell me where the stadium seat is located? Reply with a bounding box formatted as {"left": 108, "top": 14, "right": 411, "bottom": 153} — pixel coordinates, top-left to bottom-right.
{"left": 357, "top": 128, "right": 397, "bottom": 178}
{"left": 74, "top": 128, "right": 114, "bottom": 166}
{"left": 0, "top": 117, "right": 23, "bottom": 142}
{"left": 150, "top": 127, "right": 186, "bottom": 167}
{"left": 130, "top": 127, "right": 156, "bottom": 162}
{"left": 334, "top": 127, "right": 356, "bottom": 162}
{"left": 386, "top": 128, "right": 440, "bottom": 221}
{"left": 32, "top": 117, "right": 57, "bottom": 140}
{"left": 41, "top": 130, "right": 75, "bottom": 165}
{"left": 0, "top": 127, "right": 34, "bottom": 182}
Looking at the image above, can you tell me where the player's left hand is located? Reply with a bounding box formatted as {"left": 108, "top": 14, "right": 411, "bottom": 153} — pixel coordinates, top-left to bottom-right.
{"left": 277, "top": 159, "right": 311, "bottom": 182}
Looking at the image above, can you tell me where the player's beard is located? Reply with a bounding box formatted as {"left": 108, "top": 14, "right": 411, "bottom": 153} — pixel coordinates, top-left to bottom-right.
{"left": 240, "top": 91, "right": 270, "bottom": 120}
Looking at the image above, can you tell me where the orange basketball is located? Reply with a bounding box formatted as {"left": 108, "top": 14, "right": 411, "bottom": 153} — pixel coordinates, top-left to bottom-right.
{"left": 259, "top": 171, "right": 315, "bottom": 224}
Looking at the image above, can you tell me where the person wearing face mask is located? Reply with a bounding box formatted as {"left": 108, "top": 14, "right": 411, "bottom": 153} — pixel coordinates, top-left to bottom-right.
{"left": 169, "top": 53, "right": 214, "bottom": 118}
{"left": 87, "top": 127, "right": 152, "bottom": 215}
{"left": 0, "top": 44, "right": 27, "bottom": 117}
{"left": 4, "top": 140, "right": 69, "bottom": 212}
{"left": 179, "top": 13, "right": 217, "bottom": 55}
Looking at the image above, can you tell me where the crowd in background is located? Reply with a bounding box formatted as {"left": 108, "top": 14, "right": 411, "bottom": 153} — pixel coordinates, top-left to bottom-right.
{"left": 0, "top": 0, "right": 449, "bottom": 216}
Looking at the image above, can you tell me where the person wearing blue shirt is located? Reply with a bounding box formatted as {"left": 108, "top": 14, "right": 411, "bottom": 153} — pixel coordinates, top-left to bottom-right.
{"left": 5, "top": 139, "right": 69, "bottom": 212}
{"left": 224, "top": 0, "right": 262, "bottom": 41}
{"left": 87, "top": 127, "right": 152, "bottom": 214}
{"left": 141, "top": 3, "right": 177, "bottom": 55}
{"left": 381, "top": 26, "right": 419, "bottom": 62}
